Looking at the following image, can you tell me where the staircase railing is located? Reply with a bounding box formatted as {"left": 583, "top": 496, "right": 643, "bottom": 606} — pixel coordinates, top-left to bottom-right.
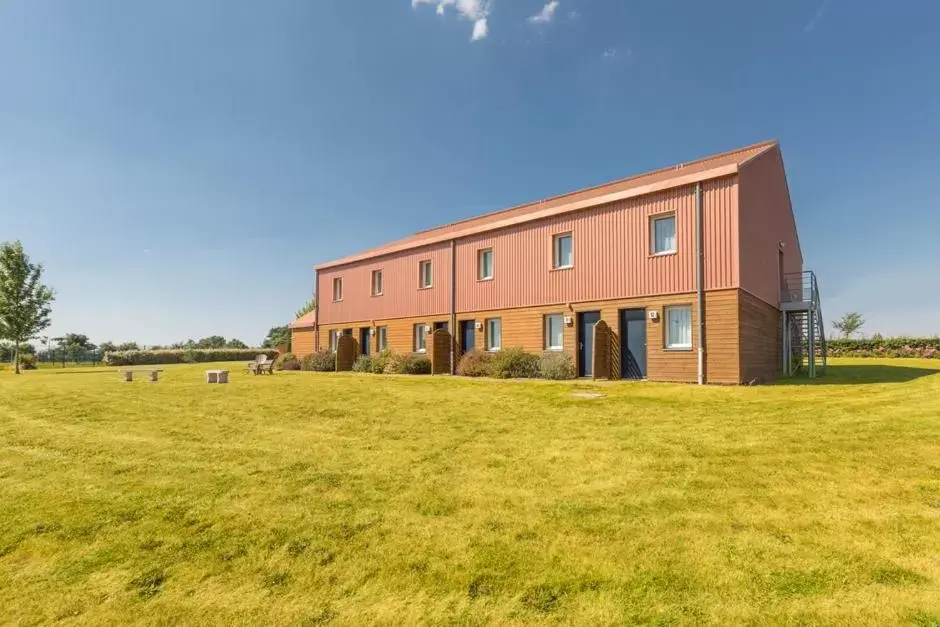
{"left": 781, "top": 270, "right": 827, "bottom": 377}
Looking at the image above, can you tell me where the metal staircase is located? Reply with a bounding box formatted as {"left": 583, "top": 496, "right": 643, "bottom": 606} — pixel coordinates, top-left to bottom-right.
{"left": 781, "top": 271, "right": 827, "bottom": 378}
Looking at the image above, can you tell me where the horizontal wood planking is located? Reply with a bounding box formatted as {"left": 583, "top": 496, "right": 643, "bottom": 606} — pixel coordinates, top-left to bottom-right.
{"left": 738, "top": 289, "right": 782, "bottom": 383}
{"left": 319, "top": 315, "right": 450, "bottom": 356}
{"left": 291, "top": 329, "right": 315, "bottom": 357}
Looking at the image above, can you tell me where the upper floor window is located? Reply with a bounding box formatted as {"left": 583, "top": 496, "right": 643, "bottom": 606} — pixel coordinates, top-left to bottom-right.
{"left": 664, "top": 305, "right": 692, "bottom": 349}
{"left": 478, "top": 248, "right": 494, "bottom": 280}
{"left": 486, "top": 318, "right": 502, "bottom": 351}
{"left": 332, "top": 277, "right": 343, "bottom": 301}
{"left": 553, "top": 233, "right": 573, "bottom": 269}
{"left": 372, "top": 270, "right": 383, "bottom": 296}
{"left": 419, "top": 260, "right": 433, "bottom": 288}
{"left": 544, "top": 314, "right": 564, "bottom": 351}
{"left": 651, "top": 214, "right": 677, "bottom": 255}
{"left": 414, "top": 323, "right": 428, "bottom": 352}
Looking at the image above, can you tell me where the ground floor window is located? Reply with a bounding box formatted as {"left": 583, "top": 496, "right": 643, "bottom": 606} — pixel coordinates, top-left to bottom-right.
{"left": 486, "top": 318, "right": 501, "bottom": 351}
{"left": 544, "top": 314, "right": 564, "bottom": 351}
{"left": 414, "top": 324, "right": 428, "bottom": 353}
{"left": 329, "top": 330, "right": 340, "bottom": 352}
{"left": 664, "top": 305, "right": 692, "bottom": 349}
{"left": 377, "top": 326, "right": 388, "bottom": 351}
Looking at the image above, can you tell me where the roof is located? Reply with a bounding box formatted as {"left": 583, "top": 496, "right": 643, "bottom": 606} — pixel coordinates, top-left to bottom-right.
{"left": 316, "top": 140, "right": 777, "bottom": 270}
{"left": 288, "top": 310, "right": 317, "bottom": 329}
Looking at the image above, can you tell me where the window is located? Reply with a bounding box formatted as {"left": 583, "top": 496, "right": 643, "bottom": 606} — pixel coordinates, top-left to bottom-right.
{"left": 414, "top": 323, "right": 428, "bottom": 353}
{"left": 544, "top": 314, "right": 564, "bottom": 351}
{"left": 377, "top": 326, "right": 388, "bottom": 351}
{"left": 372, "top": 270, "right": 383, "bottom": 296}
{"left": 419, "top": 260, "right": 433, "bottom": 288}
{"left": 486, "top": 318, "right": 501, "bottom": 351}
{"left": 478, "top": 248, "right": 493, "bottom": 280}
{"left": 553, "top": 233, "right": 573, "bottom": 269}
{"left": 332, "top": 277, "right": 343, "bottom": 301}
{"left": 328, "top": 330, "right": 340, "bottom": 352}
{"left": 434, "top": 321, "right": 449, "bottom": 332}
{"left": 664, "top": 306, "right": 692, "bottom": 349}
{"left": 651, "top": 214, "right": 677, "bottom": 254}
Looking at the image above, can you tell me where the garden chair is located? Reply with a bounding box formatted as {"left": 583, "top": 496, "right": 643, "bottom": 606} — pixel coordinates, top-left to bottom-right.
{"left": 246, "top": 354, "right": 268, "bottom": 375}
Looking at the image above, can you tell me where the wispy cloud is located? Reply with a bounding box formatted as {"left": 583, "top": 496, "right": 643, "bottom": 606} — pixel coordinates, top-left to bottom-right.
{"left": 527, "top": 1, "right": 559, "bottom": 24}
{"left": 568, "top": 9, "right": 581, "bottom": 19}
{"left": 412, "top": 0, "right": 492, "bottom": 41}
{"left": 602, "top": 47, "right": 617, "bottom": 58}
{"left": 804, "top": 0, "right": 830, "bottom": 34}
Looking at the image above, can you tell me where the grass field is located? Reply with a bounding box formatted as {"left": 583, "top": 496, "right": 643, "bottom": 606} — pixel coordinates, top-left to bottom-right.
{"left": 1, "top": 359, "right": 939, "bottom": 625}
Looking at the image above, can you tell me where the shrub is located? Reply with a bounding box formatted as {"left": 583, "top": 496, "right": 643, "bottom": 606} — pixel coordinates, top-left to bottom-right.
{"left": 456, "top": 350, "right": 495, "bottom": 377}
{"left": 277, "top": 352, "right": 301, "bottom": 371}
{"left": 103, "top": 348, "right": 278, "bottom": 367}
{"left": 384, "top": 353, "right": 431, "bottom": 375}
{"left": 538, "top": 352, "right": 576, "bottom": 380}
{"left": 490, "top": 348, "right": 540, "bottom": 379}
{"left": 371, "top": 349, "right": 393, "bottom": 374}
{"left": 352, "top": 355, "right": 373, "bottom": 373}
{"left": 300, "top": 351, "right": 336, "bottom": 372}
{"left": 18, "top": 354, "right": 38, "bottom": 370}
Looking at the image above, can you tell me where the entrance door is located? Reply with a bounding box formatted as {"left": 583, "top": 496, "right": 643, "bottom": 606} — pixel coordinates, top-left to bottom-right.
{"left": 359, "top": 328, "right": 371, "bottom": 355}
{"left": 619, "top": 309, "right": 647, "bottom": 379}
{"left": 578, "top": 311, "right": 601, "bottom": 377}
{"left": 460, "top": 321, "right": 475, "bottom": 353}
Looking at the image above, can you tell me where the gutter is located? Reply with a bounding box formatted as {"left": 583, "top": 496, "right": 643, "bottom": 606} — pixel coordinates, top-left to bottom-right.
{"left": 695, "top": 182, "right": 706, "bottom": 385}
{"left": 313, "top": 268, "right": 320, "bottom": 351}
{"left": 450, "top": 239, "right": 457, "bottom": 374}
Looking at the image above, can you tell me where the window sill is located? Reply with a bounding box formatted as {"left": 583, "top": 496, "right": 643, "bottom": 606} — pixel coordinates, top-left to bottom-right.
{"left": 650, "top": 251, "right": 677, "bottom": 258}
{"left": 487, "top": 348, "right": 501, "bottom": 353}
{"left": 545, "top": 346, "right": 564, "bottom": 352}
{"left": 333, "top": 299, "right": 343, "bottom": 303}
{"left": 664, "top": 346, "right": 693, "bottom": 352}
{"left": 418, "top": 285, "right": 433, "bottom": 290}
{"left": 551, "top": 265, "right": 573, "bottom": 272}
{"left": 477, "top": 276, "right": 494, "bottom": 282}
{"left": 416, "top": 349, "right": 427, "bottom": 354}
{"left": 371, "top": 293, "right": 383, "bottom": 297}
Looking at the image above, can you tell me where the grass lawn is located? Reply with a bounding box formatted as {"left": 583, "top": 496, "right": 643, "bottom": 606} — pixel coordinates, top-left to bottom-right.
{"left": 1, "top": 359, "right": 939, "bottom": 625}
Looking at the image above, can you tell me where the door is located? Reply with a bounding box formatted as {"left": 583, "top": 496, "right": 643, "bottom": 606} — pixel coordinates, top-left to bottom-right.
{"left": 460, "top": 321, "right": 475, "bottom": 353}
{"left": 619, "top": 309, "right": 647, "bottom": 379}
{"left": 578, "top": 311, "right": 600, "bottom": 377}
{"left": 359, "top": 328, "right": 371, "bottom": 355}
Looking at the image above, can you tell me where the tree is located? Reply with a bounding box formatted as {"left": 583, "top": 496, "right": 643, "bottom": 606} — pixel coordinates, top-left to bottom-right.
{"left": 117, "top": 341, "right": 139, "bottom": 351}
{"left": 832, "top": 312, "right": 865, "bottom": 339}
{"left": 262, "top": 325, "right": 291, "bottom": 349}
{"left": 0, "top": 241, "right": 55, "bottom": 374}
{"left": 99, "top": 341, "right": 117, "bottom": 355}
{"left": 195, "top": 335, "right": 227, "bottom": 349}
{"left": 62, "top": 333, "right": 97, "bottom": 363}
{"left": 295, "top": 298, "right": 316, "bottom": 319}
{"left": 226, "top": 338, "right": 248, "bottom": 349}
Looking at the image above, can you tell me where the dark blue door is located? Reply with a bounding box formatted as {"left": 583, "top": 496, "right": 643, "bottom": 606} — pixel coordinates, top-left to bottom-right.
{"left": 460, "top": 321, "right": 475, "bottom": 353}
{"left": 359, "top": 328, "right": 371, "bottom": 355}
{"left": 578, "top": 311, "right": 600, "bottom": 377}
{"left": 619, "top": 309, "right": 647, "bottom": 379}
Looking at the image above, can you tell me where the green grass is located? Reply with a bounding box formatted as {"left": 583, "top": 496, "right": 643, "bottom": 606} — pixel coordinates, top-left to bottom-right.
{"left": 1, "top": 359, "right": 939, "bottom": 625}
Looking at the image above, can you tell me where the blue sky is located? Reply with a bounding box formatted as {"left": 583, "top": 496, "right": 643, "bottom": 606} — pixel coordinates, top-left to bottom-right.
{"left": 1, "top": 0, "right": 938, "bottom": 345}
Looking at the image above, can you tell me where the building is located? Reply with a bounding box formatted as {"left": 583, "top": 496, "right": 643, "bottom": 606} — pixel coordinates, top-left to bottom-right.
{"left": 291, "top": 141, "right": 826, "bottom": 384}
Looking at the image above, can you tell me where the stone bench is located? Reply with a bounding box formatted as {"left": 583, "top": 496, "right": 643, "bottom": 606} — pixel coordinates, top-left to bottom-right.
{"left": 205, "top": 369, "right": 229, "bottom": 384}
{"left": 121, "top": 369, "right": 163, "bottom": 382}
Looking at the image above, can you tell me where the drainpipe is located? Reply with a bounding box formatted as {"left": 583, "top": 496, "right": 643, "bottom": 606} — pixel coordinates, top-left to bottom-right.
{"left": 313, "top": 268, "right": 320, "bottom": 351}
{"left": 450, "top": 239, "right": 457, "bottom": 374}
{"left": 695, "top": 182, "right": 706, "bottom": 385}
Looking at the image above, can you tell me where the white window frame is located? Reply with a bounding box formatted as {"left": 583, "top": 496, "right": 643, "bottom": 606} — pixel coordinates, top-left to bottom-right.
{"left": 377, "top": 326, "right": 388, "bottom": 351}
{"left": 544, "top": 314, "right": 564, "bottom": 351}
{"left": 372, "top": 270, "right": 383, "bottom": 296}
{"left": 552, "top": 233, "right": 573, "bottom": 269}
{"left": 478, "top": 248, "right": 494, "bottom": 281}
{"left": 419, "top": 260, "right": 433, "bottom": 288}
{"left": 332, "top": 277, "right": 343, "bottom": 302}
{"left": 414, "top": 323, "right": 428, "bottom": 353}
{"left": 664, "top": 305, "right": 693, "bottom": 350}
{"left": 486, "top": 318, "right": 502, "bottom": 352}
{"left": 329, "top": 330, "right": 340, "bottom": 352}
{"left": 651, "top": 213, "right": 677, "bottom": 255}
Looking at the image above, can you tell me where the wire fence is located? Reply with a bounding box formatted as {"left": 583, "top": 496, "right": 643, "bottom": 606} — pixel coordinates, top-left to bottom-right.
{"left": 34, "top": 348, "right": 104, "bottom": 367}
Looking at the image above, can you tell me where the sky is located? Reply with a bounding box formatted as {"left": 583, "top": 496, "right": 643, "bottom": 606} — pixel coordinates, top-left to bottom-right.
{"left": 1, "top": 0, "right": 938, "bottom": 345}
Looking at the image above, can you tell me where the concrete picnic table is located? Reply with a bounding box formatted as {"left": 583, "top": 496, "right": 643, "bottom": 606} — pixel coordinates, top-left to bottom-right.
{"left": 120, "top": 369, "right": 163, "bottom": 382}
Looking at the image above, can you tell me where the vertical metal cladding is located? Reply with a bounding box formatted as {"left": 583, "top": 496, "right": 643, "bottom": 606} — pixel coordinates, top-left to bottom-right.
{"left": 317, "top": 242, "right": 452, "bottom": 325}
{"left": 455, "top": 179, "right": 739, "bottom": 313}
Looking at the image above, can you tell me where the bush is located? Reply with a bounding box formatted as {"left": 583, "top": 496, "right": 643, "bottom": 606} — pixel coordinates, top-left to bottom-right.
{"left": 538, "top": 352, "right": 576, "bottom": 380}
{"left": 371, "top": 349, "right": 393, "bottom": 374}
{"left": 456, "top": 350, "right": 495, "bottom": 377}
{"left": 490, "top": 347, "right": 540, "bottom": 379}
{"left": 18, "top": 354, "right": 37, "bottom": 370}
{"left": 103, "top": 348, "right": 279, "bottom": 367}
{"left": 300, "top": 351, "right": 336, "bottom": 372}
{"left": 352, "top": 355, "right": 373, "bottom": 373}
{"left": 824, "top": 337, "right": 940, "bottom": 359}
{"left": 277, "top": 352, "right": 301, "bottom": 371}
{"left": 384, "top": 353, "right": 432, "bottom": 375}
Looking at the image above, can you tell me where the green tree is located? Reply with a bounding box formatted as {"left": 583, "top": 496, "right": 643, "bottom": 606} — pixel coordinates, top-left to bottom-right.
{"left": 0, "top": 241, "right": 55, "bottom": 374}
{"left": 295, "top": 298, "right": 316, "bottom": 319}
{"left": 62, "top": 333, "right": 97, "bottom": 363}
{"left": 226, "top": 338, "right": 248, "bottom": 349}
{"left": 117, "top": 341, "right": 140, "bottom": 352}
{"left": 262, "top": 325, "right": 291, "bottom": 349}
{"left": 195, "top": 335, "right": 227, "bottom": 349}
{"left": 832, "top": 312, "right": 865, "bottom": 339}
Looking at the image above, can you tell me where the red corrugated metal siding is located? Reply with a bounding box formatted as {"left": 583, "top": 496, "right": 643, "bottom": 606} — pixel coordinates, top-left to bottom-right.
{"left": 317, "top": 243, "right": 451, "bottom": 325}
{"left": 455, "top": 179, "right": 739, "bottom": 312}
{"left": 738, "top": 145, "right": 803, "bottom": 307}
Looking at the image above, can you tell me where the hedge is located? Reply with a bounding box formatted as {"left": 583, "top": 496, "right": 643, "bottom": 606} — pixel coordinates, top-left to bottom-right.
{"left": 824, "top": 338, "right": 940, "bottom": 359}
{"left": 104, "top": 349, "right": 278, "bottom": 366}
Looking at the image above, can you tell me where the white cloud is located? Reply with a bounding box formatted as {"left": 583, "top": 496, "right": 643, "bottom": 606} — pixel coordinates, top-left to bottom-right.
{"left": 602, "top": 47, "right": 617, "bottom": 58}
{"left": 412, "top": 0, "right": 492, "bottom": 41}
{"left": 804, "top": 0, "right": 830, "bottom": 33}
{"left": 527, "top": 1, "right": 559, "bottom": 24}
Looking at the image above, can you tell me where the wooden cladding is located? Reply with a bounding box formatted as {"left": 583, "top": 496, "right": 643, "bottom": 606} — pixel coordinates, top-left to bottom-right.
{"left": 291, "top": 328, "right": 315, "bottom": 357}
{"left": 739, "top": 288, "right": 782, "bottom": 383}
